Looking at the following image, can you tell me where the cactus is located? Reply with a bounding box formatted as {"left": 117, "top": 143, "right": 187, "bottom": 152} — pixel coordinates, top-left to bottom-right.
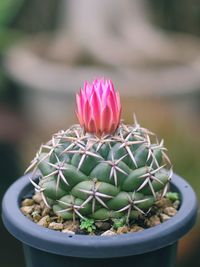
{"left": 26, "top": 78, "right": 172, "bottom": 223}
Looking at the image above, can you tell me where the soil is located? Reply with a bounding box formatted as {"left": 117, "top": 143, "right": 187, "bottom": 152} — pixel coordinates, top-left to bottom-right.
{"left": 20, "top": 192, "right": 179, "bottom": 236}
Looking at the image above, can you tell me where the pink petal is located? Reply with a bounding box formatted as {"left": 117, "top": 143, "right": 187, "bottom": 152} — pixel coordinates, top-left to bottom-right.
{"left": 84, "top": 100, "right": 91, "bottom": 130}
{"left": 76, "top": 78, "right": 121, "bottom": 136}
{"left": 91, "top": 90, "right": 100, "bottom": 130}
{"left": 116, "top": 91, "right": 121, "bottom": 112}
{"left": 109, "top": 122, "right": 117, "bottom": 133}
{"left": 108, "top": 90, "right": 118, "bottom": 123}
{"left": 101, "top": 105, "right": 112, "bottom": 134}
{"left": 76, "top": 94, "right": 83, "bottom": 125}
{"left": 88, "top": 118, "right": 96, "bottom": 133}
{"left": 108, "top": 80, "right": 115, "bottom": 93}
{"left": 75, "top": 110, "right": 83, "bottom": 126}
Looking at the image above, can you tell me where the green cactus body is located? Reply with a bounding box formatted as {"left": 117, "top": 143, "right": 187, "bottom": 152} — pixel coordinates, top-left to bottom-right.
{"left": 27, "top": 123, "right": 172, "bottom": 223}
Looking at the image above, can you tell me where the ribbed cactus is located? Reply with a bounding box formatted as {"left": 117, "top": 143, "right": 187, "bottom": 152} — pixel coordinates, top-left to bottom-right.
{"left": 26, "top": 78, "right": 172, "bottom": 223}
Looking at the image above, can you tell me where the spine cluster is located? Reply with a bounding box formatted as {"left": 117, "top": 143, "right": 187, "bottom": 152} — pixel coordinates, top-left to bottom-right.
{"left": 26, "top": 118, "right": 172, "bottom": 222}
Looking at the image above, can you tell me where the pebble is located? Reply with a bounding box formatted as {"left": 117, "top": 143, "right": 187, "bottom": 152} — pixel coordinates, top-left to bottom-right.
{"left": 163, "top": 207, "right": 177, "bottom": 217}
{"left": 155, "top": 198, "right": 172, "bottom": 208}
{"left": 32, "top": 211, "right": 42, "bottom": 222}
{"left": 116, "top": 226, "right": 129, "bottom": 234}
{"left": 37, "top": 215, "right": 50, "bottom": 227}
{"left": 21, "top": 199, "right": 35, "bottom": 207}
{"left": 33, "top": 193, "right": 43, "bottom": 204}
{"left": 55, "top": 216, "right": 64, "bottom": 223}
{"left": 173, "top": 200, "right": 180, "bottom": 210}
{"left": 42, "top": 207, "right": 51, "bottom": 217}
{"left": 40, "top": 201, "right": 46, "bottom": 209}
{"left": 146, "top": 215, "right": 161, "bottom": 227}
{"left": 34, "top": 204, "right": 42, "bottom": 213}
{"left": 20, "top": 205, "right": 34, "bottom": 215}
{"left": 62, "top": 229, "right": 75, "bottom": 235}
{"left": 95, "top": 221, "right": 111, "bottom": 231}
{"left": 130, "top": 225, "right": 144, "bottom": 232}
{"left": 21, "top": 192, "right": 179, "bottom": 235}
{"left": 160, "top": 213, "right": 171, "bottom": 222}
{"left": 101, "top": 230, "right": 116, "bottom": 236}
{"left": 63, "top": 220, "right": 79, "bottom": 232}
{"left": 48, "top": 222, "right": 64, "bottom": 230}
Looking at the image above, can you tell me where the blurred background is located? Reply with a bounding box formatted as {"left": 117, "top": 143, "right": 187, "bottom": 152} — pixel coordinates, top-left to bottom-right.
{"left": 0, "top": 0, "right": 200, "bottom": 266}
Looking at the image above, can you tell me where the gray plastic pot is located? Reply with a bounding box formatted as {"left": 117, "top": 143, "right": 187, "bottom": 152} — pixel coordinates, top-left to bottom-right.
{"left": 2, "top": 173, "right": 198, "bottom": 267}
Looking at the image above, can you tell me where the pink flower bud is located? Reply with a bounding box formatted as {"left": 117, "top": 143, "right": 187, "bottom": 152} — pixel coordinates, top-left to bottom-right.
{"left": 76, "top": 78, "right": 121, "bottom": 136}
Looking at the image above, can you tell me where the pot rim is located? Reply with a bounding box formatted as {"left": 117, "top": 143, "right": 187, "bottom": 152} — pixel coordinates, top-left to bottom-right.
{"left": 1, "top": 173, "right": 198, "bottom": 258}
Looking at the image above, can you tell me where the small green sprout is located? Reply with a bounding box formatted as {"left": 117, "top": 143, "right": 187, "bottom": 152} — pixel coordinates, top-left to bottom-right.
{"left": 166, "top": 192, "right": 180, "bottom": 202}
{"left": 80, "top": 218, "right": 96, "bottom": 233}
{"left": 112, "top": 217, "right": 126, "bottom": 230}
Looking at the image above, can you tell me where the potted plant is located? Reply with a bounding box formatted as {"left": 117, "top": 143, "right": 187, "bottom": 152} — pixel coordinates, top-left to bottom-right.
{"left": 2, "top": 78, "right": 198, "bottom": 267}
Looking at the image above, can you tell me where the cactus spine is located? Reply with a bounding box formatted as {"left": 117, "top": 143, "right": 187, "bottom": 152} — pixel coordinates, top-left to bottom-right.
{"left": 26, "top": 120, "right": 172, "bottom": 223}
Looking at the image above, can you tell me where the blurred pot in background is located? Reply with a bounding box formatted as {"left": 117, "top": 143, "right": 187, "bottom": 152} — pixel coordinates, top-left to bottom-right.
{"left": 1, "top": 1, "right": 200, "bottom": 266}
{"left": 3, "top": 0, "right": 200, "bottom": 133}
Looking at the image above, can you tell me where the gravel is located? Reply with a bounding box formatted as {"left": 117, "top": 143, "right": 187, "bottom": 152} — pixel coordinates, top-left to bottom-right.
{"left": 21, "top": 193, "right": 180, "bottom": 235}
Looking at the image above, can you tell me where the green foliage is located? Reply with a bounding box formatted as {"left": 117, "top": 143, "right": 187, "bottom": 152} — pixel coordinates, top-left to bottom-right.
{"left": 0, "top": 0, "right": 25, "bottom": 27}
{"left": 112, "top": 217, "right": 126, "bottom": 230}
{"left": 166, "top": 192, "right": 179, "bottom": 202}
{"left": 80, "top": 218, "right": 96, "bottom": 233}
